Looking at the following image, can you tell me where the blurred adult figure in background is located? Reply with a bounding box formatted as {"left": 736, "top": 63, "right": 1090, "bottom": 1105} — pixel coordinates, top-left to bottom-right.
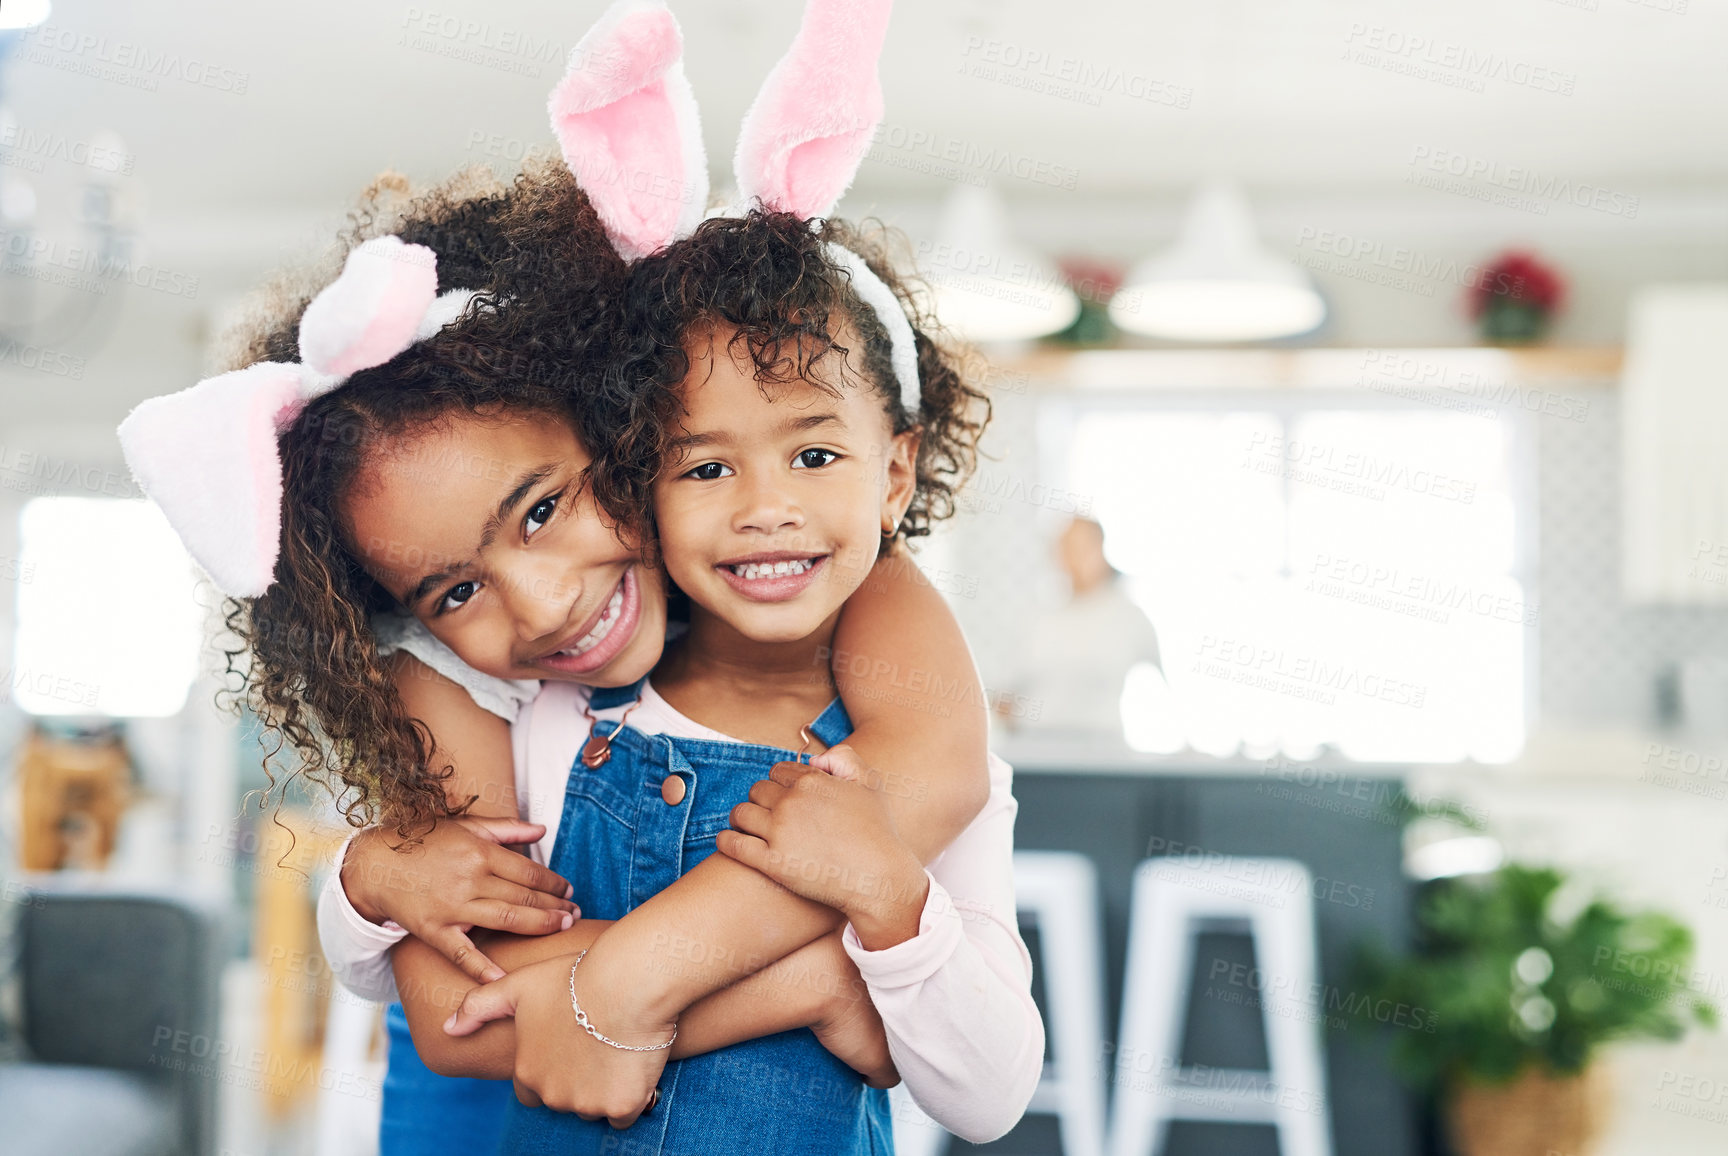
{"left": 997, "top": 517, "right": 1162, "bottom": 745}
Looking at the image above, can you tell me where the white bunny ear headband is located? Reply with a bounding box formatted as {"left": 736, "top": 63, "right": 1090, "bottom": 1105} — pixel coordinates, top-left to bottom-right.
{"left": 118, "top": 0, "right": 905, "bottom": 601}
{"left": 549, "top": 0, "right": 919, "bottom": 414}
{"left": 117, "top": 237, "right": 475, "bottom": 597}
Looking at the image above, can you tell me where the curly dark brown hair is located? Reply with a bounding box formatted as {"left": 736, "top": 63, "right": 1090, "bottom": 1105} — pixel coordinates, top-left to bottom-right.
{"left": 586, "top": 209, "right": 991, "bottom": 546}
{"left": 220, "top": 158, "right": 628, "bottom": 834}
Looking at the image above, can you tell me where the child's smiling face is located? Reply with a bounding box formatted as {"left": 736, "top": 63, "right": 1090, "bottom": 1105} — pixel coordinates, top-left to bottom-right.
{"left": 654, "top": 322, "right": 918, "bottom": 645}
{"left": 343, "top": 410, "right": 667, "bottom": 686}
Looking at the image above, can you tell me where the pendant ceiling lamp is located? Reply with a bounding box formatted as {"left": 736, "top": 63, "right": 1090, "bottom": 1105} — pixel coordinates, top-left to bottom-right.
{"left": 921, "top": 184, "right": 1080, "bottom": 343}
{"left": 1109, "top": 180, "right": 1325, "bottom": 342}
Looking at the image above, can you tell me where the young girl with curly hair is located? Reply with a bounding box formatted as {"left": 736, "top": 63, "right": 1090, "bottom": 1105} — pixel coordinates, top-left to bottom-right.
{"left": 362, "top": 205, "right": 1045, "bottom": 1155}
{"left": 123, "top": 2, "right": 1043, "bottom": 1152}
{"left": 127, "top": 153, "right": 1017, "bottom": 1153}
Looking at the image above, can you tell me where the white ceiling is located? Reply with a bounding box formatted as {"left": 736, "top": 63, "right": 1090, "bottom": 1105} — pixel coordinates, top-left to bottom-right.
{"left": 6, "top": 0, "right": 1724, "bottom": 236}
{"left": 1, "top": 0, "right": 1724, "bottom": 426}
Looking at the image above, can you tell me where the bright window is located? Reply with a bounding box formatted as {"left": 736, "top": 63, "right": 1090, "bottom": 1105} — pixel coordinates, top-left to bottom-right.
{"left": 1059, "top": 403, "right": 1527, "bottom": 763}
{"left": 12, "top": 497, "right": 204, "bottom": 717}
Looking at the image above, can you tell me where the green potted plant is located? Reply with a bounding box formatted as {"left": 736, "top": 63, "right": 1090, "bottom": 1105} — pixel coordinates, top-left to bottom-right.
{"left": 1355, "top": 863, "right": 1714, "bottom": 1156}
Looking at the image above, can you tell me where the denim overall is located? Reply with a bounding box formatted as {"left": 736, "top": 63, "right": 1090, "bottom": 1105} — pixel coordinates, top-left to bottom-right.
{"left": 379, "top": 1002, "right": 514, "bottom": 1155}
{"left": 499, "top": 679, "right": 894, "bottom": 1155}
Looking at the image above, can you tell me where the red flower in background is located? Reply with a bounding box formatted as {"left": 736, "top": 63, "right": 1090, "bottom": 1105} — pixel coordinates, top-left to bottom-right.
{"left": 1057, "top": 257, "right": 1124, "bottom": 305}
{"left": 1467, "top": 249, "right": 1566, "bottom": 318}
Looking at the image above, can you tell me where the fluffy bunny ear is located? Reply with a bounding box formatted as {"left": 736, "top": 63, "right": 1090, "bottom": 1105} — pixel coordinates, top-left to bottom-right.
{"left": 549, "top": 0, "right": 708, "bottom": 260}
{"left": 733, "top": 0, "right": 891, "bottom": 219}
{"left": 119, "top": 236, "right": 473, "bottom": 600}
{"left": 299, "top": 236, "right": 441, "bottom": 388}
{"left": 117, "top": 363, "right": 307, "bottom": 598}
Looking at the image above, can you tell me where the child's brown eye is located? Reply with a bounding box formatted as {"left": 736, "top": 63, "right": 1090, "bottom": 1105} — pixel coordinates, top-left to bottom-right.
{"left": 794, "top": 449, "right": 838, "bottom": 470}
{"left": 688, "top": 462, "right": 732, "bottom": 481}
{"left": 526, "top": 496, "right": 557, "bottom": 536}
{"left": 440, "top": 581, "right": 477, "bottom": 613}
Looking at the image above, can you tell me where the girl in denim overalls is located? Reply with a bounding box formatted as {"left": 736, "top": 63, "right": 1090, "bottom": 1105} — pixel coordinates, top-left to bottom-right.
{"left": 302, "top": 1, "right": 1027, "bottom": 1151}
{"left": 477, "top": 182, "right": 998, "bottom": 1148}
{"left": 119, "top": 0, "right": 1032, "bottom": 1150}
{"left": 352, "top": 182, "right": 1038, "bottom": 1149}
{"left": 387, "top": 0, "right": 1019, "bottom": 1146}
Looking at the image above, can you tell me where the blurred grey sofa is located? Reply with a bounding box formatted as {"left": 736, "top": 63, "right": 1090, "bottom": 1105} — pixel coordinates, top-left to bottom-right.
{"left": 0, "top": 887, "right": 228, "bottom": 1156}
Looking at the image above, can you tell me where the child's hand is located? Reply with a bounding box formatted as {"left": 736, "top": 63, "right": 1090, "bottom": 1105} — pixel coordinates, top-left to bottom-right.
{"left": 801, "top": 930, "right": 900, "bottom": 1089}
{"left": 444, "top": 945, "right": 670, "bottom": 1126}
{"left": 341, "top": 818, "right": 578, "bottom": 983}
{"left": 718, "top": 743, "right": 930, "bottom": 951}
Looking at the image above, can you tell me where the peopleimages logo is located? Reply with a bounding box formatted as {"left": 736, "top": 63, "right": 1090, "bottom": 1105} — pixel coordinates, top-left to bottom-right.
{"left": 0, "top": 229, "right": 200, "bottom": 299}
{"left": 0, "top": 443, "right": 142, "bottom": 498}
{"left": 868, "top": 123, "right": 1080, "bottom": 191}
{"left": 0, "top": 339, "right": 86, "bottom": 380}
{"left": 27, "top": 24, "right": 251, "bottom": 94}
{"left": 1406, "top": 146, "right": 1639, "bottom": 219}
{"left": 1293, "top": 228, "right": 1525, "bottom": 298}
{"left": 1358, "top": 350, "right": 1592, "bottom": 424}
{"left": 1340, "top": 23, "right": 1576, "bottom": 96}
{"left": 0, "top": 123, "right": 136, "bottom": 176}
{"left": 1242, "top": 429, "right": 1478, "bottom": 506}
{"left": 1192, "top": 636, "right": 1428, "bottom": 710}
{"left": 957, "top": 36, "right": 1193, "bottom": 110}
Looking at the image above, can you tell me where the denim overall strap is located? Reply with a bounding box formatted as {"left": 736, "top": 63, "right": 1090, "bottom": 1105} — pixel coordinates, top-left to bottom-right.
{"left": 627, "top": 736, "right": 698, "bottom": 913}
{"left": 547, "top": 722, "right": 683, "bottom": 922}
{"left": 587, "top": 676, "right": 647, "bottom": 712}
{"left": 808, "top": 697, "right": 853, "bottom": 749}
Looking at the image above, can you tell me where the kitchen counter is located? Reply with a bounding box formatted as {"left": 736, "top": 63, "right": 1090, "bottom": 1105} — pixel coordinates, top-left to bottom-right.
{"left": 997, "top": 724, "right": 1723, "bottom": 785}
{"left": 983, "top": 727, "right": 1728, "bottom": 1156}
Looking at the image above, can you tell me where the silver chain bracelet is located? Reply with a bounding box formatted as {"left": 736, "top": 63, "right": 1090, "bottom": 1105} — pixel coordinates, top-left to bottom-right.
{"left": 567, "top": 949, "right": 678, "bottom": 1052}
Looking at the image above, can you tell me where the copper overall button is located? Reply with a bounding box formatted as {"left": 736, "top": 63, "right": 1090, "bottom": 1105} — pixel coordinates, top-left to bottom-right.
{"left": 660, "top": 774, "right": 686, "bottom": 806}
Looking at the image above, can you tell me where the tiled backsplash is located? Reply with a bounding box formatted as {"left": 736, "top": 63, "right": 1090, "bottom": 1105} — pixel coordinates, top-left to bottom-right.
{"left": 1538, "top": 385, "right": 1728, "bottom": 729}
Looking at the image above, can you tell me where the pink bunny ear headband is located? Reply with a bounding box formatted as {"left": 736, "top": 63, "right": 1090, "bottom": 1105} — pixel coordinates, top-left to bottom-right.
{"left": 549, "top": 0, "right": 919, "bottom": 414}
{"left": 117, "top": 236, "right": 476, "bottom": 598}
{"left": 117, "top": 0, "right": 904, "bottom": 602}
